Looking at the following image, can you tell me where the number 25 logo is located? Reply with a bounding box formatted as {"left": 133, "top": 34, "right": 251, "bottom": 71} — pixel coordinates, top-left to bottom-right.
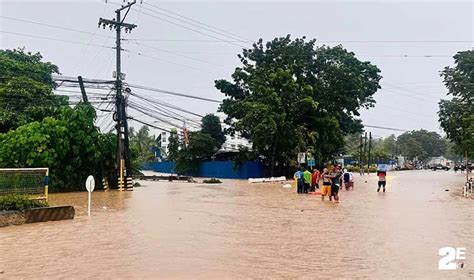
{"left": 439, "top": 247, "right": 466, "bottom": 270}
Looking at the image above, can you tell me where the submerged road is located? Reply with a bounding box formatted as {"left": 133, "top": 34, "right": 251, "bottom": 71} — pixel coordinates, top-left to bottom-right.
{"left": 0, "top": 170, "right": 472, "bottom": 279}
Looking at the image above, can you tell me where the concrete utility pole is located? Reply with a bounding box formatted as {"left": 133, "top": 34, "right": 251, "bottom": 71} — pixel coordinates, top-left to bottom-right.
{"left": 98, "top": 1, "right": 137, "bottom": 190}
{"left": 363, "top": 132, "right": 368, "bottom": 175}
{"left": 359, "top": 135, "right": 363, "bottom": 176}
{"left": 367, "top": 132, "right": 372, "bottom": 172}
{"left": 77, "top": 76, "right": 88, "bottom": 103}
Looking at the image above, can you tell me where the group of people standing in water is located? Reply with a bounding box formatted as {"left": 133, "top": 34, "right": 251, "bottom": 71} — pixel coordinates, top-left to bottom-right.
{"left": 294, "top": 164, "right": 355, "bottom": 203}
{"left": 294, "top": 164, "right": 389, "bottom": 202}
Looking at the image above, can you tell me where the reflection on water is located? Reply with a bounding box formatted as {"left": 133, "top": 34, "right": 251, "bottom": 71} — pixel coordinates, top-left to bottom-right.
{"left": 1, "top": 171, "right": 473, "bottom": 279}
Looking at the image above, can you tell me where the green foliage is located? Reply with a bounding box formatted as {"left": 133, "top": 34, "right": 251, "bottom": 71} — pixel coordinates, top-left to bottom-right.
{"left": 129, "top": 126, "right": 156, "bottom": 171}
{"left": 0, "top": 104, "right": 116, "bottom": 191}
{"left": 215, "top": 35, "right": 381, "bottom": 175}
{"left": 175, "top": 132, "right": 217, "bottom": 175}
{"left": 203, "top": 178, "right": 222, "bottom": 184}
{"left": 0, "top": 48, "right": 67, "bottom": 133}
{"left": 397, "top": 129, "right": 446, "bottom": 161}
{"left": 167, "top": 128, "right": 180, "bottom": 162}
{"left": 233, "top": 146, "right": 258, "bottom": 170}
{"left": 346, "top": 165, "right": 360, "bottom": 173}
{"left": 0, "top": 195, "right": 49, "bottom": 211}
{"left": 439, "top": 50, "right": 474, "bottom": 155}
{"left": 201, "top": 114, "right": 225, "bottom": 148}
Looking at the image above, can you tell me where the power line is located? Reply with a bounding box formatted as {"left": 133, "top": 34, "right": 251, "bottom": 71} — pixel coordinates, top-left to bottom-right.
{"left": 130, "top": 41, "right": 227, "bottom": 69}
{"left": 127, "top": 83, "right": 221, "bottom": 103}
{"left": 129, "top": 91, "right": 205, "bottom": 118}
{"left": 128, "top": 101, "right": 184, "bottom": 128}
{"left": 129, "top": 50, "right": 221, "bottom": 75}
{"left": 131, "top": 8, "right": 246, "bottom": 49}
{"left": 128, "top": 94, "right": 202, "bottom": 125}
{"left": 142, "top": 2, "right": 250, "bottom": 43}
{"left": 363, "top": 124, "right": 408, "bottom": 132}
{"left": 128, "top": 116, "right": 173, "bottom": 133}
{"left": 0, "top": 15, "right": 114, "bottom": 39}
{"left": 124, "top": 38, "right": 474, "bottom": 44}
{"left": 0, "top": 30, "right": 113, "bottom": 49}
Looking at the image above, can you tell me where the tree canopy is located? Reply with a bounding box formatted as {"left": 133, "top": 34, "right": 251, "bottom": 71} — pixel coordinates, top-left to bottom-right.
{"left": 0, "top": 48, "right": 116, "bottom": 191}
{"left": 201, "top": 114, "right": 225, "bottom": 148}
{"left": 396, "top": 130, "right": 446, "bottom": 161}
{"left": 0, "top": 48, "right": 68, "bottom": 133}
{"left": 215, "top": 35, "right": 381, "bottom": 175}
{"left": 175, "top": 132, "right": 217, "bottom": 175}
{"left": 167, "top": 128, "right": 180, "bottom": 162}
{"left": 439, "top": 50, "right": 474, "bottom": 156}
{"left": 0, "top": 104, "right": 116, "bottom": 191}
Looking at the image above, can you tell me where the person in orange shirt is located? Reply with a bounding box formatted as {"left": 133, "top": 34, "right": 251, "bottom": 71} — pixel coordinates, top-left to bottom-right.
{"left": 377, "top": 170, "right": 387, "bottom": 192}
{"left": 310, "top": 168, "right": 320, "bottom": 192}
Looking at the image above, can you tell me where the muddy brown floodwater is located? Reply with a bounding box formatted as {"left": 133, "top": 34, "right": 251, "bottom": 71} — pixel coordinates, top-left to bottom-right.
{"left": 0, "top": 171, "right": 473, "bottom": 279}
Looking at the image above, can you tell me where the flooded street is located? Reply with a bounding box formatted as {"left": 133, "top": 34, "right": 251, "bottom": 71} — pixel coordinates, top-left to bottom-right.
{"left": 1, "top": 171, "right": 473, "bottom": 279}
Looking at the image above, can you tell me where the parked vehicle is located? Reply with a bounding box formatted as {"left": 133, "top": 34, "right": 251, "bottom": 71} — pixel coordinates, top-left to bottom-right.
{"left": 431, "top": 164, "right": 450, "bottom": 171}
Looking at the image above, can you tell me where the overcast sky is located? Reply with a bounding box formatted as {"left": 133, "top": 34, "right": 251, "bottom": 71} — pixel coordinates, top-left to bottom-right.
{"left": 1, "top": 0, "right": 473, "bottom": 138}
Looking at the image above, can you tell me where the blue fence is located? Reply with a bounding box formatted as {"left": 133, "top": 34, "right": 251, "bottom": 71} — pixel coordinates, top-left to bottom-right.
{"left": 142, "top": 160, "right": 265, "bottom": 179}
{"left": 199, "top": 161, "right": 265, "bottom": 179}
{"left": 143, "top": 161, "right": 176, "bottom": 174}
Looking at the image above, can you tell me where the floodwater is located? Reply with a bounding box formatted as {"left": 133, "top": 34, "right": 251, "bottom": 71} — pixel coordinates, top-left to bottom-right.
{"left": 1, "top": 171, "right": 473, "bottom": 279}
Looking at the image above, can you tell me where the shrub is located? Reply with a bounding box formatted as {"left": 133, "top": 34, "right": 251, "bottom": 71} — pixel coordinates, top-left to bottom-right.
{"left": 203, "top": 178, "right": 222, "bottom": 184}
{"left": 0, "top": 195, "right": 49, "bottom": 211}
{"left": 347, "top": 166, "right": 360, "bottom": 173}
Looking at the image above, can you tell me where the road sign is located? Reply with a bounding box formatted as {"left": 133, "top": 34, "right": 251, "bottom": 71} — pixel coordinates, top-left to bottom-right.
{"left": 86, "top": 175, "right": 95, "bottom": 192}
{"left": 85, "top": 175, "right": 95, "bottom": 216}
{"left": 298, "top": 153, "right": 306, "bottom": 164}
{"left": 308, "top": 159, "right": 316, "bottom": 167}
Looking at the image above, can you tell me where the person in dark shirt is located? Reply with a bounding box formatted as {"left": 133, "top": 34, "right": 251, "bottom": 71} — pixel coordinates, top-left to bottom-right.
{"left": 330, "top": 165, "right": 343, "bottom": 203}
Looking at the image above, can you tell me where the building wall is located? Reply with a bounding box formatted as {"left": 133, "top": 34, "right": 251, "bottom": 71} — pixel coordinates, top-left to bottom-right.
{"left": 220, "top": 133, "right": 252, "bottom": 152}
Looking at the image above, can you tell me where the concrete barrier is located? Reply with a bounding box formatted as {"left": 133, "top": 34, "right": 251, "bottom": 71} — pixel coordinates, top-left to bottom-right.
{"left": 0, "top": 211, "right": 25, "bottom": 227}
{"left": 24, "top": 206, "right": 75, "bottom": 224}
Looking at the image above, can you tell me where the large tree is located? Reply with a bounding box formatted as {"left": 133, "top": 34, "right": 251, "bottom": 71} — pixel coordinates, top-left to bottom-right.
{"left": 175, "top": 132, "right": 217, "bottom": 175}
{"left": 215, "top": 35, "right": 381, "bottom": 175}
{"left": 396, "top": 129, "right": 446, "bottom": 161}
{"left": 0, "top": 104, "right": 116, "bottom": 191}
{"left": 439, "top": 50, "right": 474, "bottom": 156}
{"left": 201, "top": 114, "right": 225, "bottom": 148}
{"left": 167, "top": 128, "right": 180, "bottom": 162}
{"left": 0, "top": 48, "right": 68, "bottom": 133}
{"left": 129, "top": 126, "right": 156, "bottom": 163}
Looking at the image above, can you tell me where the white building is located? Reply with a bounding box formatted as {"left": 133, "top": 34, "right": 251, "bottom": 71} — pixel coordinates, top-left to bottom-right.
{"left": 158, "top": 131, "right": 169, "bottom": 158}
{"left": 220, "top": 132, "right": 252, "bottom": 152}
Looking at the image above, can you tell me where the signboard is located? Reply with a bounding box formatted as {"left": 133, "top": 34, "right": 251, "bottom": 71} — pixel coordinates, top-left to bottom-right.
{"left": 86, "top": 175, "right": 95, "bottom": 192}
{"left": 297, "top": 153, "right": 306, "bottom": 164}
{"left": 307, "top": 158, "right": 316, "bottom": 167}
{"left": 85, "top": 175, "right": 95, "bottom": 216}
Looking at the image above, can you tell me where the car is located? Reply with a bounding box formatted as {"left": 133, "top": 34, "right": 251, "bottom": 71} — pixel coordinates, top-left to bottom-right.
{"left": 431, "top": 164, "right": 450, "bottom": 171}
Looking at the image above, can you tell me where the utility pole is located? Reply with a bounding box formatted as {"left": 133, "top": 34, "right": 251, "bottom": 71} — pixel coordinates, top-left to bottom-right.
{"left": 367, "top": 132, "right": 372, "bottom": 172}
{"left": 359, "top": 135, "right": 363, "bottom": 176}
{"left": 98, "top": 1, "right": 137, "bottom": 190}
{"left": 363, "top": 132, "right": 368, "bottom": 175}
{"left": 77, "top": 76, "right": 88, "bottom": 103}
{"left": 465, "top": 150, "right": 469, "bottom": 183}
